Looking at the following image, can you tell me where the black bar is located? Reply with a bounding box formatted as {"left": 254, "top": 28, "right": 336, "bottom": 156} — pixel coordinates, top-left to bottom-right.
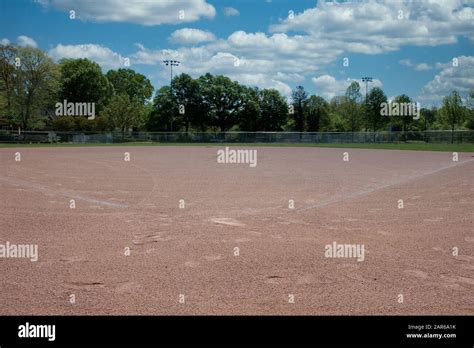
{"left": 0, "top": 316, "right": 472, "bottom": 346}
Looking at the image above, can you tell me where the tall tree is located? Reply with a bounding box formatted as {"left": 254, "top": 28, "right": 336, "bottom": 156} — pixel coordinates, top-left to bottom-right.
{"left": 101, "top": 94, "right": 144, "bottom": 136}
{"left": 106, "top": 68, "right": 153, "bottom": 104}
{"left": 199, "top": 73, "right": 243, "bottom": 131}
{"left": 466, "top": 88, "right": 474, "bottom": 130}
{"left": 239, "top": 87, "right": 288, "bottom": 131}
{"left": 392, "top": 94, "right": 413, "bottom": 141}
{"left": 440, "top": 90, "right": 465, "bottom": 143}
{"left": 148, "top": 86, "right": 177, "bottom": 131}
{"left": 171, "top": 73, "right": 204, "bottom": 133}
{"left": 305, "top": 95, "right": 329, "bottom": 132}
{"left": 59, "top": 58, "right": 113, "bottom": 113}
{"left": 291, "top": 86, "right": 307, "bottom": 132}
{"left": 259, "top": 88, "right": 289, "bottom": 131}
{"left": 344, "top": 81, "right": 363, "bottom": 141}
{"left": 420, "top": 107, "right": 436, "bottom": 142}
{"left": 366, "top": 87, "right": 388, "bottom": 142}
{"left": 0, "top": 44, "right": 17, "bottom": 125}
{"left": 1, "top": 46, "right": 60, "bottom": 130}
{"left": 239, "top": 86, "right": 261, "bottom": 131}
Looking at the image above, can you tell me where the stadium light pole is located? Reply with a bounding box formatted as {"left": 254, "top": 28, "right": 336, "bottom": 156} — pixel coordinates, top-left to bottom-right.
{"left": 362, "top": 77, "right": 373, "bottom": 141}
{"left": 163, "top": 60, "right": 180, "bottom": 84}
{"left": 163, "top": 60, "right": 180, "bottom": 131}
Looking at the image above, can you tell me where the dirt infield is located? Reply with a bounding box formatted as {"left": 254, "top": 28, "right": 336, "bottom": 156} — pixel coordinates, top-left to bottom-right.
{"left": 0, "top": 146, "right": 473, "bottom": 315}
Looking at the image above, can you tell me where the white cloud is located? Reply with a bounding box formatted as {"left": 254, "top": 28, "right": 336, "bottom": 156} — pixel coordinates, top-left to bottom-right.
{"left": 270, "top": 1, "right": 474, "bottom": 54}
{"left": 17, "top": 35, "right": 38, "bottom": 48}
{"left": 48, "top": 44, "right": 127, "bottom": 69}
{"left": 37, "top": 0, "right": 216, "bottom": 25}
{"left": 0, "top": 38, "right": 10, "bottom": 45}
{"left": 399, "top": 59, "right": 413, "bottom": 67}
{"left": 223, "top": 7, "right": 239, "bottom": 17}
{"left": 419, "top": 55, "right": 474, "bottom": 106}
{"left": 169, "top": 28, "right": 216, "bottom": 45}
{"left": 311, "top": 75, "right": 382, "bottom": 100}
{"left": 414, "top": 63, "right": 432, "bottom": 71}
{"left": 128, "top": 1, "right": 472, "bottom": 103}
{"left": 399, "top": 59, "right": 432, "bottom": 71}
{"left": 228, "top": 73, "right": 292, "bottom": 97}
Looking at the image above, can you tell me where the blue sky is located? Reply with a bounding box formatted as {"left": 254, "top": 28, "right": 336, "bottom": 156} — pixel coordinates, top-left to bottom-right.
{"left": 1, "top": 0, "right": 473, "bottom": 106}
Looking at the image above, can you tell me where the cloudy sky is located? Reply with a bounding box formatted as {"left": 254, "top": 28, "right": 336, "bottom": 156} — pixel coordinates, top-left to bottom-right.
{"left": 1, "top": 0, "right": 473, "bottom": 106}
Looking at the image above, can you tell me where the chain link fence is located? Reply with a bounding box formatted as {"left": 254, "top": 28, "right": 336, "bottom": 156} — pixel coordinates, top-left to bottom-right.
{"left": 0, "top": 130, "right": 473, "bottom": 144}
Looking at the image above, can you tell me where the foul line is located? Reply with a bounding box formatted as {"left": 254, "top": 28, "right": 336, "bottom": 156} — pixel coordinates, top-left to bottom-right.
{"left": 294, "top": 158, "right": 474, "bottom": 213}
{"left": 0, "top": 176, "right": 128, "bottom": 208}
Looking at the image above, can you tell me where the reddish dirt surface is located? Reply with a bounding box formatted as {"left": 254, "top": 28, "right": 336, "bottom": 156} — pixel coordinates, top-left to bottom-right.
{"left": 0, "top": 146, "right": 473, "bottom": 315}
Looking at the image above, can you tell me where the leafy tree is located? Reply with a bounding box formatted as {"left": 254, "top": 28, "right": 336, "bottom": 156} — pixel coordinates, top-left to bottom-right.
{"left": 440, "top": 90, "right": 465, "bottom": 143}
{"left": 465, "top": 88, "right": 474, "bottom": 130}
{"left": 305, "top": 95, "right": 329, "bottom": 132}
{"left": 199, "top": 73, "right": 243, "bottom": 131}
{"left": 346, "top": 81, "right": 362, "bottom": 103}
{"left": 0, "top": 44, "right": 17, "bottom": 125}
{"left": 420, "top": 107, "right": 436, "bottom": 131}
{"left": 59, "top": 58, "right": 113, "bottom": 113}
{"left": 291, "top": 86, "right": 307, "bottom": 132}
{"left": 419, "top": 107, "right": 437, "bottom": 142}
{"left": 259, "top": 88, "right": 289, "bottom": 131}
{"left": 148, "top": 86, "right": 177, "bottom": 131}
{"left": 171, "top": 73, "right": 205, "bottom": 132}
{"left": 1, "top": 46, "right": 60, "bottom": 130}
{"left": 365, "top": 87, "right": 388, "bottom": 141}
{"left": 101, "top": 94, "right": 144, "bottom": 136}
{"left": 344, "top": 81, "right": 363, "bottom": 140}
{"left": 106, "top": 68, "right": 153, "bottom": 104}
{"left": 391, "top": 94, "right": 413, "bottom": 141}
{"left": 239, "top": 87, "right": 288, "bottom": 131}
{"left": 239, "top": 86, "right": 261, "bottom": 131}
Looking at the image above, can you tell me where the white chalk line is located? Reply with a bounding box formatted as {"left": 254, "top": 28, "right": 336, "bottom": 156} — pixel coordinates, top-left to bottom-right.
{"left": 294, "top": 158, "right": 474, "bottom": 213}
{"left": 0, "top": 176, "right": 128, "bottom": 208}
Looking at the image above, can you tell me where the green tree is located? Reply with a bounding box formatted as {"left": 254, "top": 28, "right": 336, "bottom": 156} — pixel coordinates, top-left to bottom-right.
{"left": 171, "top": 73, "right": 204, "bottom": 132}
{"left": 465, "top": 89, "right": 474, "bottom": 130}
{"left": 291, "top": 86, "right": 307, "bottom": 132}
{"left": 101, "top": 94, "right": 144, "bottom": 136}
{"left": 1, "top": 46, "right": 60, "bottom": 130}
{"left": 199, "top": 73, "right": 243, "bottom": 131}
{"left": 239, "top": 86, "right": 261, "bottom": 131}
{"left": 106, "top": 68, "right": 153, "bottom": 104}
{"left": 305, "top": 95, "right": 329, "bottom": 132}
{"left": 420, "top": 107, "right": 437, "bottom": 142}
{"left": 391, "top": 94, "right": 413, "bottom": 141}
{"left": 59, "top": 58, "right": 113, "bottom": 113}
{"left": 344, "top": 81, "right": 363, "bottom": 140}
{"left": 147, "top": 86, "right": 177, "bottom": 131}
{"left": 239, "top": 87, "right": 288, "bottom": 131}
{"left": 0, "top": 44, "right": 17, "bottom": 126}
{"left": 440, "top": 90, "right": 465, "bottom": 143}
{"left": 365, "top": 87, "right": 388, "bottom": 142}
{"left": 259, "top": 88, "right": 289, "bottom": 131}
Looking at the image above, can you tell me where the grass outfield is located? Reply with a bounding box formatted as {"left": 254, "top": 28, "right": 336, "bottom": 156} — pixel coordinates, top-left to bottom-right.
{"left": 0, "top": 141, "right": 474, "bottom": 152}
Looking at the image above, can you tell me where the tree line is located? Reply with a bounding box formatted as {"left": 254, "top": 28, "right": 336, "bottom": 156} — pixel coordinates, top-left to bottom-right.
{"left": 1, "top": 44, "right": 473, "bottom": 134}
